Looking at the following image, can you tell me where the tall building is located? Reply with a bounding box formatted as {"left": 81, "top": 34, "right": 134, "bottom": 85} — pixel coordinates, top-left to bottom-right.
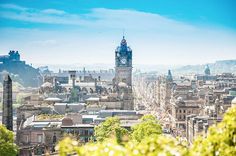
{"left": 2, "top": 74, "right": 13, "bottom": 131}
{"left": 114, "top": 36, "right": 133, "bottom": 110}
{"left": 115, "top": 36, "right": 132, "bottom": 86}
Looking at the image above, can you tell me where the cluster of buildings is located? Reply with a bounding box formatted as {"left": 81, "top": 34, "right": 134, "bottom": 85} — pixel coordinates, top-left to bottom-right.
{"left": 1, "top": 37, "right": 236, "bottom": 156}
{"left": 0, "top": 36, "right": 140, "bottom": 156}
{"left": 153, "top": 66, "right": 236, "bottom": 143}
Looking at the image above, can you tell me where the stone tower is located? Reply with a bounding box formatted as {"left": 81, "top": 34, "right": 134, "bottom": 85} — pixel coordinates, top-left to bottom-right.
{"left": 2, "top": 74, "right": 13, "bottom": 131}
{"left": 114, "top": 36, "right": 133, "bottom": 110}
{"left": 68, "top": 70, "right": 76, "bottom": 88}
{"left": 115, "top": 36, "right": 132, "bottom": 86}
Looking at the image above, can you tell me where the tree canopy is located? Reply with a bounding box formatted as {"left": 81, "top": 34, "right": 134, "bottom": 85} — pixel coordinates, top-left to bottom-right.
{"left": 0, "top": 125, "right": 18, "bottom": 156}
{"left": 94, "top": 116, "right": 129, "bottom": 144}
{"left": 131, "top": 114, "right": 162, "bottom": 142}
{"left": 191, "top": 105, "right": 236, "bottom": 156}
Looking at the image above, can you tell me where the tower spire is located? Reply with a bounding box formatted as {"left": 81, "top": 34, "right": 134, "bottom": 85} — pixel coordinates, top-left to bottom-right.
{"left": 122, "top": 29, "right": 125, "bottom": 39}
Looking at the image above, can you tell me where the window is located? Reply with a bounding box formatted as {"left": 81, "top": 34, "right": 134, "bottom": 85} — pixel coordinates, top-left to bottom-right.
{"left": 179, "top": 110, "right": 182, "bottom": 113}
{"left": 183, "top": 110, "right": 186, "bottom": 113}
{"left": 84, "top": 130, "right": 89, "bottom": 135}
{"left": 89, "top": 129, "right": 93, "bottom": 135}
{"left": 79, "top": 130, "right": 84, "bottom": 135}
{"left": 23, "top": 135, "right": 29, "bottom": 143}
{"left": 37, "top": 134, "right": 43, "bottom": 143}
{"left": 53, "top": 133, "right": 57, "bottom": 144}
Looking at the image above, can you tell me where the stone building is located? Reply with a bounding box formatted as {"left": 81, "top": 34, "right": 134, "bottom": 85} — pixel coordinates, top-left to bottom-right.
{"left": 155, "top": 70, "right": 173, "bottom": 112}
{"left": 171, "top": 97, "right": 203, "bottom": 136}
{"left": 186, "top": 115, "right": 222, "bottom": 144}
{"left": 17, "top": 115, "right": 62, "bottom": 156}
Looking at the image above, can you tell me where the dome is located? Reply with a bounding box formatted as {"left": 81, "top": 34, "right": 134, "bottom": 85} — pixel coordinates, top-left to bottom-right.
{"left": 204, "top": 65, "right": 210, "bottom": 75}
{"left": 231, "top": 97, "right": 236, "bottom": 105}
{"left": 41, "top": 82, "right": 53, "bottom": 88}
{"left": 177, "top": 96, "right": 183, "bottom": 101}
{"left": 118, "top": 82, "right": 128, "bottom": 87}
{"left": 62, "top": 117, "right": 73, "bottom": 126}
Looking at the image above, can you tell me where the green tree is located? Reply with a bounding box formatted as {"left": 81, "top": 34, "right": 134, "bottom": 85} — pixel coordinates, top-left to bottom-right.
{"left": 57, "top": 106, "right": 236, "bottom": 156}
{"left": 57, "top": 135, "right": 188, "bottom": 156}
{"left": 191, "top": 105, "right": 236, "bottom": 156}
{"left": 131, "top": 114, "right": 162, "bottom": 142}
{"left": 94, "top": 117, "right": 129, "bottom": 144}
{"left": 56, "top": 137, "right": 80, "bottom": 156}
{"left": 0, "top": 125, "right": 18, "bottom": 156}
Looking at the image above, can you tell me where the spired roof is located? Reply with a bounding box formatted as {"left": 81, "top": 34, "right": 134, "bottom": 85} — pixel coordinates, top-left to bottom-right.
{"left": 121, "top": 36, "right": 127, "bottom": 46}
{"left": 167, "top": 69, "right": 173, "bottom": 81}
{"left": 4, "top": 74, "right": 12, "bottom": 82}
{"left": 116, "top": 36, "right": 132, "bottom": 52}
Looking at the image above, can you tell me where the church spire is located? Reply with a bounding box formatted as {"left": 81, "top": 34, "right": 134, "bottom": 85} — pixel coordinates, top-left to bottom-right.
{"left": 167, "top": 69, "right": 173, "bottom": 82}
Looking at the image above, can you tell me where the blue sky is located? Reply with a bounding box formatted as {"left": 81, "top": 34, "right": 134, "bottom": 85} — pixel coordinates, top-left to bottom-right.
{"left": 0, "top": 0, "right": 236, "bottom": 66}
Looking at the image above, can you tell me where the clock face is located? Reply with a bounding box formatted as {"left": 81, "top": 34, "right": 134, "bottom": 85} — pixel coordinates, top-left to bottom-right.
{"left": 120, "top": 58, "right": 127, "bottom": 64}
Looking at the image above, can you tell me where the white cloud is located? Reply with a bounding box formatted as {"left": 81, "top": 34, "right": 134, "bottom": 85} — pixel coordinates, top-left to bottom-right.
{"left": 0, "top": 3, "right": 28, "bottom": 11}
{"left": 41, "top": 9, "right": 66, "bottom": 15}
{"left": 0, "top": 4, "right": 236, "bottom": 65}
{"left": 0, "top": 4, "right": 195, "bottom": 32}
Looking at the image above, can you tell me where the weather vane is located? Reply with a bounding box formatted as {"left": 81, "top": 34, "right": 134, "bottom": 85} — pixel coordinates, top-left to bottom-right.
{"left": 123, "top": 28, "right": 125, "bottom": 38}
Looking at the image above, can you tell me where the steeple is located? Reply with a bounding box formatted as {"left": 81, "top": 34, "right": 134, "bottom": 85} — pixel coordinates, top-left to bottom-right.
{"left": 121, "top": 36, "right": 127, "bottom": 46}
{"left": 167, "top": 69, "right": 173, "bottom": 82}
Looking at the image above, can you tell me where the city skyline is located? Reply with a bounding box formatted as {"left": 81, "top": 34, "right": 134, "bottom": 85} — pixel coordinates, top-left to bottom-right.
{"left": 0, "top": 0, "right": 236, "bottom": 65}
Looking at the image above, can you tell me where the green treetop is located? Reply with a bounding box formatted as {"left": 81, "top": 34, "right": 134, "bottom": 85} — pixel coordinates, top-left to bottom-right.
{"left": 0, "top": 125, "right": 18, "bottom": 156}
{"left": 94, "top": 116, "right": 129, "bottom": 144}
{"left": 131, "top": 114, "right": 162, "bottom": 142}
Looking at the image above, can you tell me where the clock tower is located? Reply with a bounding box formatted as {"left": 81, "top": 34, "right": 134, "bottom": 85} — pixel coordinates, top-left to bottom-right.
{"left": 114, "top": 36, "right": 133, "bottom": 110}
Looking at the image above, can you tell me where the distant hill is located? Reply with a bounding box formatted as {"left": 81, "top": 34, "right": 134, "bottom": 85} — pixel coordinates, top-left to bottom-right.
{"left": 0, "top": 51, "right": 42, "bottom": 87}
{"left": 173, "top": 60, "right": 236, "bottom": 74}
{"left": 35, "top": 59, "right": 236, "bottom": 76}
